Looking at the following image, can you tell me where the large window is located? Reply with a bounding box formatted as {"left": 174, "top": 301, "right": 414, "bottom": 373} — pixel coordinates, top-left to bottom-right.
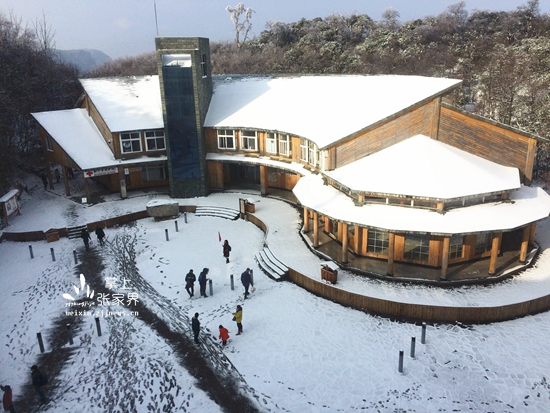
{"left": 308, "top": 141, "right": 318, "bottom": 167}
{"left": 241, "top": 130, "right": 257, "bottom": 151}
{"left": 278, "top": 134, "right": 290, "bottom": 156}
{"left": 367, "top": 229, "right": 389, "bottom": 255}
{"left": 120, "top": 132, "right": 142, "bottom": 153}
{"left": 218, "top": 129, "right": 235, "bottom": 150}
{"left": 449, "top": 234, "right": 464, "bottom": 260}
{"left": 404, "top": 234, "right": 430, "bottom": 262}
{"left": 475, "top": 233, "right": 492, "bottom": 255}
{"left": 300, "top": 138, "right": 308, "bottom": 162}
{"left": 46, "top": 135, "right": 53, "bottom": 151}
{"left": 142, "top": 164, "right": 168, "bottom": 181}
{"left": 266, "top": 132, "right": 277, "bottom": 154}
{"left": 145, "top": 130, "right": 165, "bottom": 151}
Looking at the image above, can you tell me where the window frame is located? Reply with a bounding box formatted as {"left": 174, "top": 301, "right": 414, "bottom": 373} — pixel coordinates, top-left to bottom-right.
{"left": 404, "top": 234, "right": 430, "bottom": 262}
{"left": 367, "top": 229, "right": 389, "bottom": 256}
{"left": 217, "top": 129, "right": 236, "bottom": 150}
{"left": 144, "top": 129, "right": 166, "bottom": 152}
{"left": 46, "top": 135, "right": 53, "bottom": 152}
{"left": 120, "top": 131, "right": 142, "bottom": 154}
{"left": 240, "top": 130, "right": 257, "bottom": 152}
{"left": 278, "top": 134, "right": 290, "bottom": 157}
{"left": 142, "top": 164, "right": 169, "bottom": 182}
{"left": 266, "top": 132, "right": 277, "bottom": 154}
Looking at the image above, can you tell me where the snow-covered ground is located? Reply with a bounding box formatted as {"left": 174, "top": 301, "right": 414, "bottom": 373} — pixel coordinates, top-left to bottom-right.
{"left": 1, "top": 173, "right": 550, "bottom": 412}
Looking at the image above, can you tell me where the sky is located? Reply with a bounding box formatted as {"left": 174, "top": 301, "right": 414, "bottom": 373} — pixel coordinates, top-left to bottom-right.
{"left": 1, "top": 171, "right": 550, "bottom": 411}
{"left": 0, "top": 0, "right": 549, "bottom": 58}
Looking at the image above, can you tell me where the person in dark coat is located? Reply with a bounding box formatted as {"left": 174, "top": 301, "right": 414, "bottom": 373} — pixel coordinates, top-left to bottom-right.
{"left": 81, "top": 228, "right": 91, "bottom": 251}
{"left": 30, "top": 365, "right": 47, "bottom": 404}
{"left": 223, "top": 240, "right": 231, "bottom": 263}
{"left": 41, "top": 175, "right": 48, "bottom": 190}
{"left": 241, "top": 268, "right": 253, "bottom": 299}
{"left": 0, "top": 384, "right": 16, "bottom": 413}
{"left": 185, "top": 269, "right": 196, "bottom": 298}
{"left": 198, "top": 268, "right": 209, "bottom": 297}
{"left": 191, "top": 312, "right": 200, "bottom": 344}
{"left": 54, "top": 168, "right": 60, "bottom": 183}
{"left": 95, "top": 227, "right": 106, "bottom": 246}
{"left": 232, "top": 305, "right": 243, "bottom": 335}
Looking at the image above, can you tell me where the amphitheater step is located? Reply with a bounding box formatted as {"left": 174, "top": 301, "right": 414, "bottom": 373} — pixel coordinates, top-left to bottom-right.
{"left": 255, "top": 247, "right": 288, "bottom": 281}
{"left": 195, "top": 206, "right": 240, "bottom": 220}
{"left": 67, "top": 224, "right": 87, "bottom": 239}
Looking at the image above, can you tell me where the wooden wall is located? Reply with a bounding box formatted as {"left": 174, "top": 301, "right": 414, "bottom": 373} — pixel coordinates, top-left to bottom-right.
{"left": 289, "top": 268, "right": 550, "bottom": 323}
{"left": 438, "top": 105, "right": 537, "bottom": 183}
{"left": 333, "top": 100, "right": 436, "bottom": 169}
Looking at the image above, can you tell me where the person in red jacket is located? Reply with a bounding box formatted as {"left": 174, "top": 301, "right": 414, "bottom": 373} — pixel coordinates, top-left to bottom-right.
{"left": 219, "top": 325, "right": 230, "bottom": 346}
{"left": 0, "top": 384, "right": 16, "bottom": 413}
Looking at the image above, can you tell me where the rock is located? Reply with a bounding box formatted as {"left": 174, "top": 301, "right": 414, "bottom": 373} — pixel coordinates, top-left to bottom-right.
{"left": 146, "top": 200, "right": 180, "bottom": 220}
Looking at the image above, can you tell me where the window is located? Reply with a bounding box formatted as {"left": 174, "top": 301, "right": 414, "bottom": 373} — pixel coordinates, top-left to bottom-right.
{"left": 367, "top": 229, "right": 389, "bottom": 255}
{"left": 46, "top": 135, "right": 53, "bottom": 151}
{"left": 449, "top": 235, "right": 463, "bottom": 260}
{"left": 475, "top": 233, "right": 492, "bottom": 255}
{"left": 241, "top": 130, "right": 257, "bottom": 151}
{"left": 404, "top": 234, "right": 430, "bottom": 262}
{"left": 278, "top": 134, "right": 290, "bottom": 156}
{"left": 145, "top": 130, "right": 165, "bottom": 151}
{"left": 218, "top": 129, "right": 235, "bottom": 150}
{"left": 120, "top": 132, "right": 142, "bottom": 153}
{"left": 266, "top": 133, "right": 277, "bottom": 154}
{"left": 300, "top": 138, "right": 308, "bottom": 163}
{"left": 308, "top": 141, "right": 318, "bottom": 167}
{"left": 142, "top": 164, "right": 168, "bottom": 181}
{"left": 201, "top": 53, "right": 208, "bottom": 77}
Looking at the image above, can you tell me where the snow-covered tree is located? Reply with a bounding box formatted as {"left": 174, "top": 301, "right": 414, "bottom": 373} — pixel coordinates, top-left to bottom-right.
{"left": 226, "top": 3, "right": 255, "bottom": 47}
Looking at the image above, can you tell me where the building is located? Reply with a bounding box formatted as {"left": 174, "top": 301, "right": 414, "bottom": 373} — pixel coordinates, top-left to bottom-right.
{"left": 32, "top": 37, "right": 550, "bottom": 281}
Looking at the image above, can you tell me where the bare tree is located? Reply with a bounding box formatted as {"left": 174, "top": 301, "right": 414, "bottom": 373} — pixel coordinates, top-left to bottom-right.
{"left": 226, "top": 3, "right": 255, "bottom": 47}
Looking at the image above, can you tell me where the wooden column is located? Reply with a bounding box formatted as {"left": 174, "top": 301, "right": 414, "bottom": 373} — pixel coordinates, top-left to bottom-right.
{"left": 62, "top": 167, "right": 71, "bottom": 196}
{"left": 259, "top": 165, "right": 269, "bottom": 196}
{"left": 353, "top": 226, "right": 363, "bottom": 254}
{"left": 324, "top": 217, "right": 331, "bottom": 232}
{"left": 387, "top": 232, "right": 395, "bottom": 276}
{"left": 488, "top": 233, "right": 501, "bottom": 275}
{"left": 342, "top": 223, "right": 349, "bottom": 263}
{"left": 440, "top": 236, "right": 450, "bottom": 280}
{"left": 313, "top": 212, "right": 319, "bottom": 247}
{"left": 337, "top": 222, "right": 343, "bottom": 242}
{"left": 303, "top": 207, "right": 310, "bottom": 232}
{"left": 519, "top": 225, "right": 531, "bottom": 263}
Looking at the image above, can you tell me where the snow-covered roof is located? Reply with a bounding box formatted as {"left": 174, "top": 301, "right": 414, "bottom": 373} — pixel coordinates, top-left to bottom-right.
{"left": 294, "top": 173, "right": 550, "bottom": 235}
{"left": 80, "top": 76, "right": 163, "bottom": 133}
{"left": 326, "top": 135, "right": 521, "bottom": 200}
{"left": 204, "top": 75, "right": 461, "bottom": 149}
{"left": 206, "top": 153, "right": 310, "bottom": 175}
{"left": 32, "top": 109, "right": 167, "bottom": 170}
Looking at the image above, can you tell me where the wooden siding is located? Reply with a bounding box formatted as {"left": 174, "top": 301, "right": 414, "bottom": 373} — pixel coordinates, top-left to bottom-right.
{"left": 80, "top": 96, "right": 113, "bottom": 150}
{"left": 288, "top": 268, "right": 550, "bottom": 323}
{"left": 334, "top": 101, "right": 436, "bottom": 169}
{"left": 208, "top": 161, "right": 224, "bottom": 190}
{"left": 438, "top": 105, "right": 536, "bottom": 183}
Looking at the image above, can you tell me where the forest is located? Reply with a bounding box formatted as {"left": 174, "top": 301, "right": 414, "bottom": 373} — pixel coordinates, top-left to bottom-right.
{"left": 1, "top": 0, "right": 550, "bottom": 195}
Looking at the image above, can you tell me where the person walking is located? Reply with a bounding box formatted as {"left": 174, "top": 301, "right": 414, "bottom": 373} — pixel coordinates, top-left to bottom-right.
{"left": 0, "top": 384, "right": 16, "bottom": 413}
{"left": 219, "top": 325, "right": 230, "bottom": 347}
{"left": 95, "top": 227, "right": 106, "bottom": 246}
{"left": 54, "top": 168, "right": 60, "bottom": 183}
{"left": 41, "top": 175, "right": 48, "bottom": 190}
{"left": 30, "top": 365, "right": 48, "bottom": 404}
{"left": 232, "top": 305, "right": 243, "bottom": 335}
{"left": 81, "top": 228, "right": 91, "bottom": 251}
{"left": 191, "top": 313, "right": 200, "bottom": 344}
{"left": 198, "top": 268, "right": 209, "bottom": 297}
{"left": 223, "top": 240, "right": 232, "bottom": 263}
{"left": 185, "top": 269, "right": 196, "bottom": 298}
{"left": 241, "top": 268, "right": 253, "bottom": 299}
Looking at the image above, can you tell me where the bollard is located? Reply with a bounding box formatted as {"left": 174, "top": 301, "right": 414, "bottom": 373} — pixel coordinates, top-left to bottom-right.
{"left": 230, "top": 274, "right": 234, "bottom": 290}
{"left": 184, "top": 211, "right": 187, "bottom": 223}
{"left": 67, "top": 324, "right": 73, "bottom": 345}
{"left": 398, "top": 350, "right": 404, "bottom": 373}
{"left": 421, "top": 322, "right": 427, "bottom": 344}
{"left": 29, "top": 245, "right": 34, "bottom": 259}
{"left": 165, "top": 229, "right": 169, "bottom": 241}
{"left": 50, "top": 247, "right": 56, "bottom": 262}
{"left": 175, "top": 220, "right": 179, "bottom": 232}
{"left": 73, "top": 250, "right": 78, "bottom": 265}
{"left": 209, "top": 279, "right": 213, "bottom": 296}
{"left": 95, "top": 317, "right": 102, "bottom": 337}
{"left": 410, "top": 337, "right": 416, "bottom": 359}
{"left": 37, "top": 332, "right": 45, "bottom": 353}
